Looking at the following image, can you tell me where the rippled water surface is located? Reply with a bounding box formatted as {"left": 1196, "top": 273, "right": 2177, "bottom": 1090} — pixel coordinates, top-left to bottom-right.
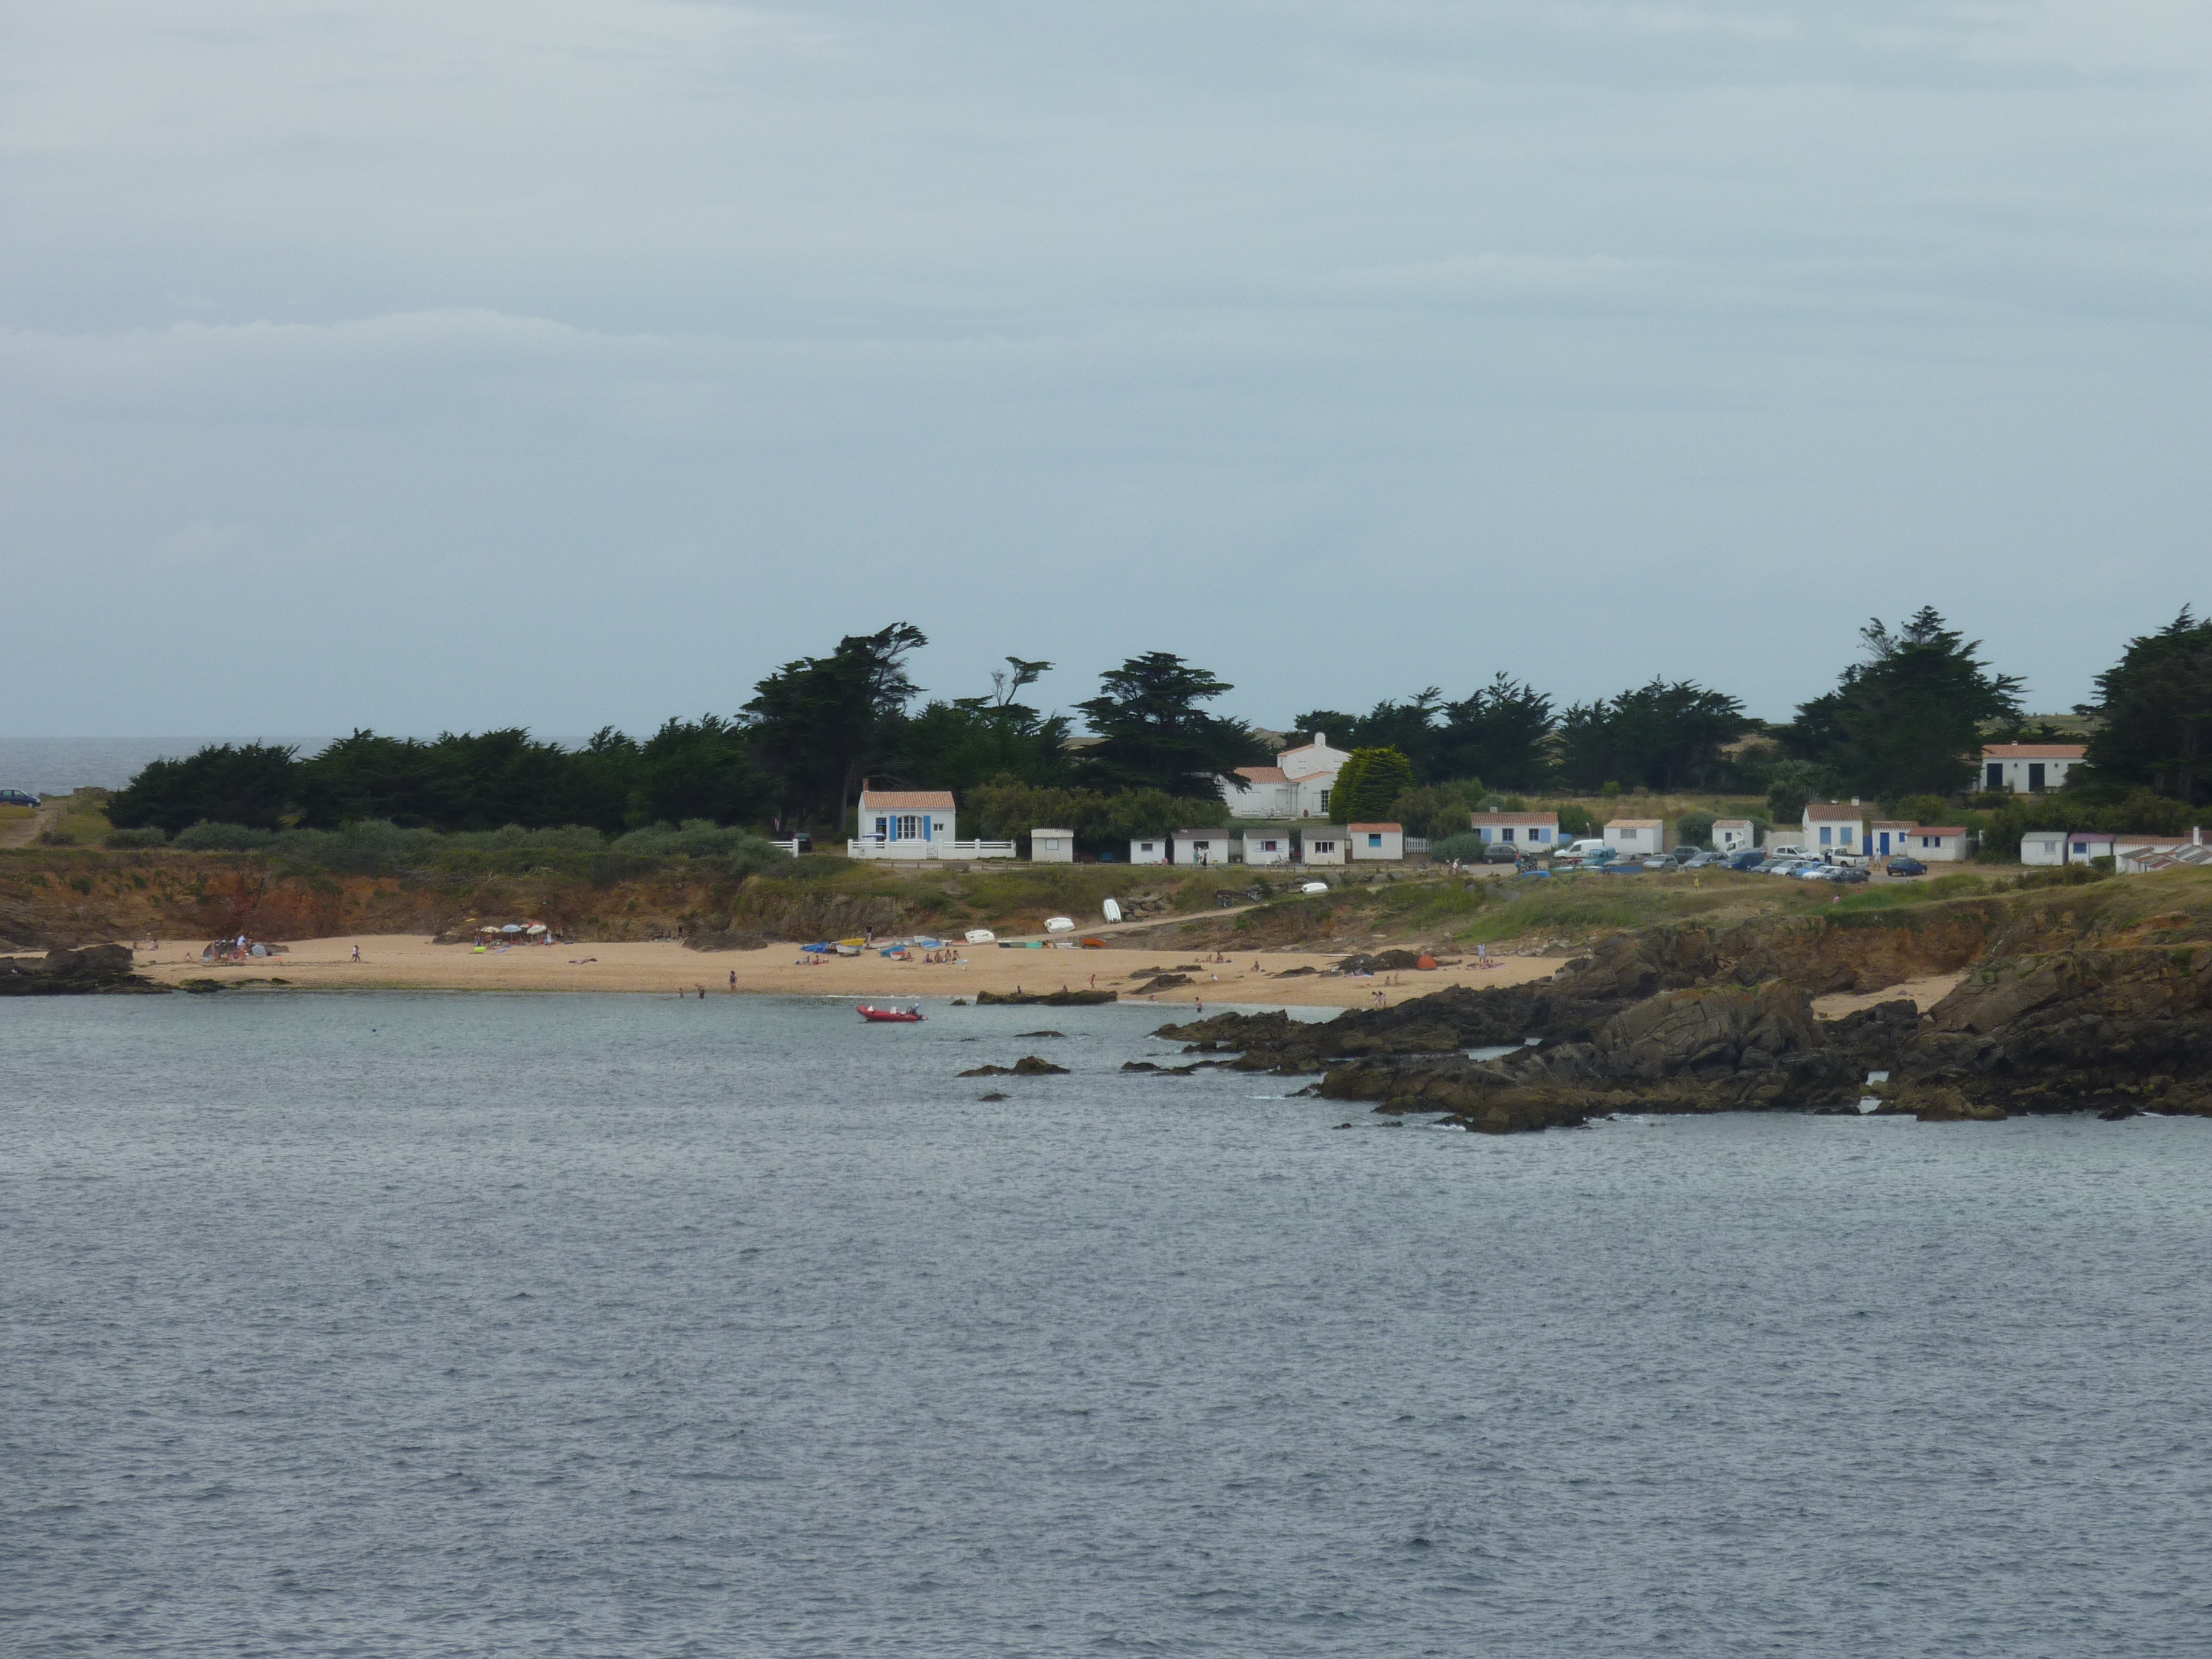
{"left": 5, "top": 993, "right": 2210, "bottom": 1657}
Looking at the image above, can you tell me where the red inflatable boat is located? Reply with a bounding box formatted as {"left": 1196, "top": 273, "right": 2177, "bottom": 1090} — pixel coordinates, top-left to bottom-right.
{"left": 857, "top": 1004, "right": 925, "bottom": 1023}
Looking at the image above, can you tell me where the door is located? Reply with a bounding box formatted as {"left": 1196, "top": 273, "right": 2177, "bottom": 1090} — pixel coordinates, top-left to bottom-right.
{"left": 2028, "top": 763, "right": 2045, "bottom": 792}
{"left": 1986, "top": 762, "right": 2003, "bottom": 790}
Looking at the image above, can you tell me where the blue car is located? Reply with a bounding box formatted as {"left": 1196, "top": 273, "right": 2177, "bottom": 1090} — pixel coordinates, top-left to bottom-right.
{"left": 1886, "top": 856, "right": 1928, "bottom": 877}
{"left": 1726, "top": 851, "right": 1765, "bottom": 871}
{"left": 0, "top": 789, "right": 38, "bottom": 808}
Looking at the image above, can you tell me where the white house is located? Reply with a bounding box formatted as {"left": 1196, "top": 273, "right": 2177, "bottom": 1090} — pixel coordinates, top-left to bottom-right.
{"left": 1711, "top": 817, "right": 1755, "bottom": 853}
{"left": 1029, "top": 828, "right": 1074, "bottom": 863}
{"left": 1906, "top": 825, "right": 1970, "bottom": 862}
{"left": 851, "top": 786, "right": 1014, "bottom": 859}
{"left": 1347, "top": 822, "right": 1404, "bottom": 861}
{"left": 2020, "top": 830, "right": 2068, "bottom": 866}
{"left": 1803, "top": 802, "right": 1866, "bottom": 857}
{"left": 1173, "top": 828, "right": 1234, "bottom": 866}
{"left": 1869, "top": 820, "right": 1919, "bottom": 859}
{"left": 1604, "top": 818, "right": 1663, "bottom": 858}
{"left": 2114, "top": 833, "right": 2197, "bottom": 872}
{"left": 1467, "top": 811, "right": 1558, "bottom": 850}
{"left": 1241, "top": 828, "right": 1294, "bottom": 866}
{"left": 1224, "top": 732, "right": 1352, "bottom": 819}
{"left": 1300, "top": 828, "right": 1345, "bottom": 865}
{"left": 1129, "top": 836, "right": 1168, "bottom": 865}
{"left": 2065, "top": 831, "right": 2117, "bottom": 865}
{"left": 1982, "top": 744, "right": 2085, "bottom": 794}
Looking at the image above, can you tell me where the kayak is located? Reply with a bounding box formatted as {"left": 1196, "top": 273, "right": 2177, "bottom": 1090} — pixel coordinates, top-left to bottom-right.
{"left": 857, "top": 1004, "right": 925, "bottom": 1023}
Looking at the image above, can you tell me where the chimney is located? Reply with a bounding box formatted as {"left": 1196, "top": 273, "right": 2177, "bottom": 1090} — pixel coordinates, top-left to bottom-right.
{"left": 1851, "top": 797, "right": 1860, "bottom": 806}
{"left": 1314, "top": 731, "right": 1327, "bottom": 748}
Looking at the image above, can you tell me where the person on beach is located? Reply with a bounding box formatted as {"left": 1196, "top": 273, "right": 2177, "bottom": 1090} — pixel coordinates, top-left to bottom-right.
{"left": 351, "top": 945, "right": 361, "bottom": 961}
{"left": 729, "top": 970, "right": 737, "bottom": 990}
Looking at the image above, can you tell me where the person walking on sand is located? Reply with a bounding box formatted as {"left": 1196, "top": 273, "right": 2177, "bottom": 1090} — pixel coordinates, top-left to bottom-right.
{"left": 729, "top": 970, "right": 737, "bottom": 990}
{"left": 351, "top": 945, "right": 361, "bottom": 961}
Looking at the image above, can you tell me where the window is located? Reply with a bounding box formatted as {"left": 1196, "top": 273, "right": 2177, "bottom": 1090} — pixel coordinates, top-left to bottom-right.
{"left": 1922, "top": 836, "right": 1937, "bottom": 848}
{"left": 2073, "top": 842, "right": 2088, "bottom": 854}
{"left": 1367, "top": 833, "right": 1382, "bottom": 847}
{"left": 873, "top": 817, "right": 887, "bottom": 839}
{"left": 1502, "top": 827, "right": 1516, "bottom": 842}
{"left": 897, "top": 815, "right": 920, "bottom": 840}
{"left": 1262, "top": 840, "right": 1278, "bottom": 852}
{"left": 1820, "top": 827, "right": 1832, "bottom": 846}
{"left": 1138, "top": 841, "right": 1154, "bottom": 852}
{"left": 1311, "top": 841, "right": 1334, "bottom": 854}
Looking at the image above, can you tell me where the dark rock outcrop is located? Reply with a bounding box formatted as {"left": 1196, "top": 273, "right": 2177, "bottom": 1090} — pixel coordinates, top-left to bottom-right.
{"left": 960, "top": 1054, "right": 1070, "bottom": 1078}
{"left": 0, "top": 943, "right": 166, "bottom": 996}
{"left": 683, "top": 930, "right": 774, "bottom": 951}
{"left": 974, "top": 988, "right": 1116, "bottom": 1006}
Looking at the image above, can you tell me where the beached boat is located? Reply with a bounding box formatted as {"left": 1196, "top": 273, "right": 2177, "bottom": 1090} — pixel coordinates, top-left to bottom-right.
{"left": 857, "top": 1004, "right": 925, "bottom": 1023}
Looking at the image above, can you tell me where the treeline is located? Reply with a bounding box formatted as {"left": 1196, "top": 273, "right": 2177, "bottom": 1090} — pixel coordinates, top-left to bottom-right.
{"left": 109, "top": 631, "right": 1271, "bottom": 840}
{"left": 106, "top": 606, "right": 2212, "bottom": 846}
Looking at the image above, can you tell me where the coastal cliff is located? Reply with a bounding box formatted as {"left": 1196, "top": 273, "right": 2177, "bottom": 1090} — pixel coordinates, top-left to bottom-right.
{"left": 1161, "top": 873, "right": 2212, "bottom": 1129}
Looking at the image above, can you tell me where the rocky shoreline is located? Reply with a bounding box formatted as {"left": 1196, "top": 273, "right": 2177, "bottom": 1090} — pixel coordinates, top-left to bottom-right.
{"left": 1157, "top": 927, "right": 2212, "bottom": 1129}
{"left": 1, "top": 944, "right": 166, "bottom": 997}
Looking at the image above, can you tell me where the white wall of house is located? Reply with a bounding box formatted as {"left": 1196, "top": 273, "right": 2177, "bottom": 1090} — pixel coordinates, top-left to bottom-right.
{"left": 1347, "top": 824, "right": 1404, "bottom": 861}
{"left": 1803, "top": 806, "right": 1865, "bottom": 855}
{"left": 1242, "top": 831, "right": 1293, "bottom": 866}
{"left": 1869, "top": 822, "right": 1917, "bottom": 858}
{"left": 2067, "top": 833, "right": 2117, "bottom": 865}
{"left": 1908, "top": 828, "right": 1969, "bottom": 862}
{"left": 1174, "top": 830, "right": 1232, "bottom": 866}
{"left": 1980, "top": 746, "right": 2085, "bottom": 794}
{"left": 1222, "top": 734, "right": 1350, "bottom": 818}
{"left": 1130, "top": 837, "right": 1168, "bottom": 865}
{"left": 1030, "top": 828, "right": 1074, "bottom": 863}
{"left": 1604, "top": 820, "right": 1663, "bottom": 857}
{"left": 1301, "top": 830, "right": 1346, "bottom": 865}
{"left": 2020, "top": 831, "right": 2068, "bottom": 867}
{"left": 1712, "top": 819, "right": 1755, "bottom": 853}
{"left": 1468, "top": 813, "right": 1558, "bottom": 848}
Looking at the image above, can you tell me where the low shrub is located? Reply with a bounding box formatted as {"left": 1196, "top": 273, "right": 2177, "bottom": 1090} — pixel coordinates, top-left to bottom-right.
{"left": 104, "top": 826, "right": 169, "bottom": 848}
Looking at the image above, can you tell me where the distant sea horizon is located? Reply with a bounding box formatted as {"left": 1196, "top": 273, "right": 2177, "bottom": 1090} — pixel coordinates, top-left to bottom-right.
{"left": 0, "top": 737, "right": 593, "bottom": 798}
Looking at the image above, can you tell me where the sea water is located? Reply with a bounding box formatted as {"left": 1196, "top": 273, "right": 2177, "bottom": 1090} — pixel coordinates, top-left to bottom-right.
{"left": 4, "top": 993, "right": 2209, "bottom": 1657}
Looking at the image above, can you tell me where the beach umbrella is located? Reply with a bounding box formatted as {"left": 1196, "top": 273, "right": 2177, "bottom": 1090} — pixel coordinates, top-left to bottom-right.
{"left": 501, "top": 923, "right": 524, "bottom": 933}
{"left": 525, "top": 923, "right": 546, "bottom": 933}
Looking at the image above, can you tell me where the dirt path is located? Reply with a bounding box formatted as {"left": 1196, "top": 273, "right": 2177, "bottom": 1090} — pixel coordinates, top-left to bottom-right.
{"left": 0, "top": 800, "right": 65, "bottom": 849}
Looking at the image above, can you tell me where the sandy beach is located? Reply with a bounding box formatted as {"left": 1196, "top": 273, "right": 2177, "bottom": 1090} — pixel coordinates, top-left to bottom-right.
{"left": 130, "top": 933, "right": 1565, "bottom": 1008}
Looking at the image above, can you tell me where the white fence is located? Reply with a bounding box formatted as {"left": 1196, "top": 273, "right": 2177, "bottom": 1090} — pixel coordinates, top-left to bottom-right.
{"left": 768, "top": 838, "right": 805, "bottom": 857}
{"left": 846, "top": 837, "right": 1017, "bottom": 860}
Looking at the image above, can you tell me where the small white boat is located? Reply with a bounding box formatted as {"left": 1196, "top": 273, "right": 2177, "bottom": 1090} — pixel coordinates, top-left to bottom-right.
{"left": 1102, "top": 898, "right": 1123, "bottom": 923}
{"left": 1301, "top": 881, "right": 1329, "bottom": 894}
{"left": 965, "top": 928, "right": 996, "bottom": 945}
{"left": 1044, "top": 916, "right": 1075, "bottom": 933}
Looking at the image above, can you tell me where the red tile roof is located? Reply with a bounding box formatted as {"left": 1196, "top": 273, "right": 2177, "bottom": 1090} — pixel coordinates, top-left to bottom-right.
{"left": 1470, "top": 812, "right": 1558, "bottom": 826}
{"left": 1983, "top": 744, "right": 2086, "bottom": 759}
{"left": 1235, "top": 766, "right": 1289, "bottom": 784}
{"left": 1346, "top": 823, "right": 1401, "bottom": 832}
{"left": 1804, "top": 803, "right": 1865, "bottom": 820}
{"left": 859, "top": 789, "right": 955, "bottom": 810}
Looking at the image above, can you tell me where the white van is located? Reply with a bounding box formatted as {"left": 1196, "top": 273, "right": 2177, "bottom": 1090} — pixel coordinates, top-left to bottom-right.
{"left": 1557, "top": 839, "right": 1610, "bottom": 866}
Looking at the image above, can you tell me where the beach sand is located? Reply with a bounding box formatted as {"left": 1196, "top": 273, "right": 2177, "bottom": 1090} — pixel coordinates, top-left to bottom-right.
{"left": 1811, "top": 973, "right": 1965, "bottom": 1019}
{"left": 130, "top": 934, "right": 1563, "bottom": 1009}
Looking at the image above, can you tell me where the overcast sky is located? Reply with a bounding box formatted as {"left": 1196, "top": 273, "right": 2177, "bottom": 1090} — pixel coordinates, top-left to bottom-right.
{"left": 4, "top": 1, "right": 2208, "bottom": 739}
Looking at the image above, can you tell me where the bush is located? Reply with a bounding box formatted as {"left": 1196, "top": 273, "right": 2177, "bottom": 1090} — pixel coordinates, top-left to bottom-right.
{"left": 1555, "top": 803, "right": 1597, "bottom": 840}
{"left": 104, "top": 826, "right": 168, "bottom": 848}
{"left": 1675, "top": 809, "right": 1716, "bottom": 850}
{"left": 172, "top": 820, "right": 278, "bottom": 851}
{"left": 1429, "top": 833, "right": 1490, "bottom": 863}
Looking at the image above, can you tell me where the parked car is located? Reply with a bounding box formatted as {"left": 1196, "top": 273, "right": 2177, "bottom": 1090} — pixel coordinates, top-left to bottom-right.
{"left": 1828, "top": 865, "right": 1870, "bottom": 884}
{"left": 1726, "top": 851, "right": 1765, "bottom": 871}
{"left": 1886, "top": 856, "right": 1928, "bottom": 877}
{"left": 1481, "top": 840, "right": 1520, "bottom": 863}
{"left": 0, "top": 789, "right": 38, "bottom": 808}
{"left": 1677, "top": 851, "right": 1723, "bottom": 870}
{"left": 1555, "top": 839, "right": 1610, "bottom": 867}
{"left": 1789, "top": 863, "right": 1834, "bottom": 880}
